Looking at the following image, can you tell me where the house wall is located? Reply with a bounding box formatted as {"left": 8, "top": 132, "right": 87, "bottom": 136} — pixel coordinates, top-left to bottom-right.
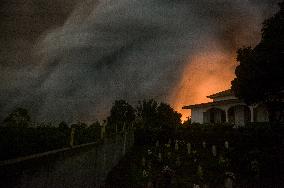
{"left": 212, "top": 95, "right": 237, "bottom": 102}
{"left": 255, "top": 105, "right": 269, "bottom": 122}
{"left": 234, "top": 106, "right": 246, "bottom": 126}
{"left": 191, "top": 107, "right": 205, "bottom": 124}
{"left": 190, "top": 101, "right": 251, "bottom": 125}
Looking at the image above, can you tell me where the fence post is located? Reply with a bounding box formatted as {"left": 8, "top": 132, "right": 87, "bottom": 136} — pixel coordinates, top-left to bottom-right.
{"left": 101, "top": 123, "right": 106, "bottom": 139}
{"left": 123, "top": 131, "right": 127, "bottom": 155}
{"left": 70, "top": 127, "right": 75, "bottom": 147}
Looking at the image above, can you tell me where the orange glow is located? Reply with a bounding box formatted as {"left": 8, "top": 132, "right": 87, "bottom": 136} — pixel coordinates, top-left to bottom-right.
{"left": 171, "top": 50, "right": 237, "bottom": 122}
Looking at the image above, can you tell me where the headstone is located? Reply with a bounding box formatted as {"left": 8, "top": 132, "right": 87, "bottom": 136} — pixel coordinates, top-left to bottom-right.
{"left": 158, "top": 153, "right": 162, "bottom": 162}
{"left": 193, "top": 184, "right": 200, "bottom": 188}
{"left": 156, "top": 140, "right": 159, "bottom": 147}
{"left": 69, "top": 127, "right": 75, "bottom": 147}
{"left": 175, "top": 141, "right": 179, "bottom": 151}
{"left": 147, "top": 181, "right": 154, "bottom": 188}
{"left": 103, "top": 151, "right": 106, "bottom": 171}
{"left": 187, "top": 143, "right": 191, "bottom": 154}
{"left": 168, "top": 152, "right": 171, "bottom": 158}
{"left": 142, "top": 157, "right": 146, "bottom": 166}
{"left": 202, "top": 141, "right": 206, "bottom": 148}
{"left": 143, "top": 169, "right": 148, "bottom": 177}
{"left": 197, "top": 165, "right": 203, "bottom": 179}
{"left": 122, "top": 123, "right": 125, "bottom": 132}
{"left": 147, "top": 161, "right": 152, "bottom": 169}
{"left": 224, "top": 177, "right": 233, "bottom": 188}
{"left": 212, "top": 145, "right": 217, "bottom": 157}
{"left": 225, "top": 141, "right": 229, "bottom": 149}
{"left": 224, "top": 172, "right": 235, "bottom": 188}
{"left": 101, "top": 122, "right": 106, "bottom": 139}
{"left": 176, "top": 157, "right": 181, "bottom": 166}
{"left": 123, "top": 132, "right": 127, "bottom": 155}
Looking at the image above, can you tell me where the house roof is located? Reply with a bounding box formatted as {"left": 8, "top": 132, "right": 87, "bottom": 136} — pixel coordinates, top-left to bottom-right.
{"left": 182, "top": 99, "right": 242, "bottom": 109}
{"left": 206, "top": 89, "right": 233, "bottom": 99}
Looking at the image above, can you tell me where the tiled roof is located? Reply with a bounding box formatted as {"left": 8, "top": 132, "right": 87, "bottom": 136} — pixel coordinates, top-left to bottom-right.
{"left": 182, "top": 99, "right": 242, "bottom": 109}
{"left": 206, "top": 89, "right": 233, "bottom": 99}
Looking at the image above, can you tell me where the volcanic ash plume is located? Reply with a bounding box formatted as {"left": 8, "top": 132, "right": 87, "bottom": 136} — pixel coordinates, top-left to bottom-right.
{"left": 0, "top": 0, "right": 279, "bottom": 123}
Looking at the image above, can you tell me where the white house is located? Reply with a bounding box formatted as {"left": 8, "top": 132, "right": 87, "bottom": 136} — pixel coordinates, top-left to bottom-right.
{"left": 182, "top": 89, "right": 270, "bottom": 126}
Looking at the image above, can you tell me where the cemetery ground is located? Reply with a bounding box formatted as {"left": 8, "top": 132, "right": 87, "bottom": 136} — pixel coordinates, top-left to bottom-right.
{"left": 105, "top": 124, "right": 284, "bottom": 188}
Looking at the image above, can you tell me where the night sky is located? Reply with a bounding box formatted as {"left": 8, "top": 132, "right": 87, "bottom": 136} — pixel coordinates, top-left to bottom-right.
{"left": 0, "top": 0, "right": 280, "bottom": 123}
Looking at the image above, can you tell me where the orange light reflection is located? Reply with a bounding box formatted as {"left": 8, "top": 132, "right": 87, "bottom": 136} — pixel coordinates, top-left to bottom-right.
{"left": 171, "top": 51, "right": 237, "bottom": 122}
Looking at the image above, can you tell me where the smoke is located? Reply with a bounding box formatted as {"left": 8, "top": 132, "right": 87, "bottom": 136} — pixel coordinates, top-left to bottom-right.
{"left": 0, "top": 0, "right": 280, "bottom": 123}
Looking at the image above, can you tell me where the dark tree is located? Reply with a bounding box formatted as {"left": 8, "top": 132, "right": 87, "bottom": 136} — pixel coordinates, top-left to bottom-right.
{"left": 107, "top": 100, "right": 136, "bottom": 132}
{"left": 58, "top": 121, "right": 69, "bottom": 129}
{"left": 157, "top": 103, "right": 182, "bottom": 129}
{"left": 136, "top": 99, "right": 182, "bottom": 129}
{"left": 231, "top": 2, "right": 284, "bottom": 123}
{"left": 136, "top": 99, "right": 159, "bottom": 129}
{"left": 3, "top": 108, "right": 31, "bottom": 127}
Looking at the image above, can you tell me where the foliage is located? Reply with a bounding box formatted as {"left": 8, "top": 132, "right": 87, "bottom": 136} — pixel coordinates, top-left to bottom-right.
{"left": 231, "top": 2, "right": 284, "bottom": 122}
{"left": 0, "top": 117, "right": 102, "bottom": 160}
{"left": 3, "top": 108, "right": 31, "bottom": 127}
{"left": 157, "top": 103, "right": 182, "bottom": 129}
{"left": 58, "top": 121, "right": 68, "bottom": 129}
{"left": 136, "top": 99, "right": 159, "bottom": 129}
{"left": 182, "top": 118, "right": 191, "bottom": 128}
{"left": 106, "top": 124, "right": 283, "bottom": 187}
{"left": 107, "top": 100, "right": 136, "bottom": 132}
{"left": 0, "top": 126, "right": 69, "bottom": 160}
{"left": 136, "top": 99, "right": 182, "bottom": 130}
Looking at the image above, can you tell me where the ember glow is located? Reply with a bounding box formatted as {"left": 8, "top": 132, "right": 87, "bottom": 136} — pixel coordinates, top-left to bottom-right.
{"left": 171, "top": 50, "right": 237, "bottom": 121}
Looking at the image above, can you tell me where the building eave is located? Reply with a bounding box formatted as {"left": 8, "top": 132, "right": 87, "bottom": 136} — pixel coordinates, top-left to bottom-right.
{"left": 206, "top": 89, "right": 233, "bottom": 99}
{"left": 182, "top": 99, "right": 243, "bottom": 109}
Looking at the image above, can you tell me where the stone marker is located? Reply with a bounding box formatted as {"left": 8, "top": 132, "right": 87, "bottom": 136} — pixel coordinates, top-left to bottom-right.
{"left": 197, "top": 165, "right": 203, "bottom": 179}
{"left": 101, "top": 122, "right": 106, "bottom": 139}
{"left": 176, "top": 157, "right": 181, "bottom": 166}
{"left": 175, "top": 141, "right": 179, "bottom": 151}
{"left": 156, "top": 140, "right": 159, "bottom": 147}
{"left": 225, "top": 141, "right": 229, "bottom": 149}
{"left": 158, "top": 153, "right": 162, "bottom": 162}
{"left": 142, "top": 157, "right": 146, "bottom": 166}
{"left": 69, "top": 127, "right": 75, "bottom": 147}
{"left": 193, "top": 184, "right": 200, "bottom": 188}
{"left": 143, "top": 169, "right": 148, "bottom": 177}
{"left": 224, "top": 172, "right": 235, "bottom": 188}
{"left": 202, "top": 141, "right": 206, "bottom": 148}
{"left": 212, "top": 145, "right": 217, "bottom": 157}
{"left": 168, "top": 152, "right": 171, "bottom": 158}
{"left": 187, "top": 143, "right": 191, "bottom": 154}
{"left": 224, "top": 177, "right": 233, "bottom": 188}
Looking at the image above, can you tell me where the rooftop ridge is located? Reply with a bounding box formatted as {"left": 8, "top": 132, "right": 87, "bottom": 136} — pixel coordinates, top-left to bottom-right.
{"left": 206, "top": 89, "right": 233, "bottom": 99}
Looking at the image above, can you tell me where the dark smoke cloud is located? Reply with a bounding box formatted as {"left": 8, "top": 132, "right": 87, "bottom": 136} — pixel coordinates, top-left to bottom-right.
{"left": 0, "top": 0, "right": 280, "bottom": 123}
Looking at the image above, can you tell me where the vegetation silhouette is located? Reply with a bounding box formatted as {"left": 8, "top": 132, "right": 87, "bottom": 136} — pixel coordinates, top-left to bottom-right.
{"left": 231, "top": 1, "right": 284, "bottom": 124}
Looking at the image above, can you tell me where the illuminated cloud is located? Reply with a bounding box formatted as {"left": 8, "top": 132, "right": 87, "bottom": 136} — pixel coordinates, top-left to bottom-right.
{"left": 0, "top": 0, "right": 280, "bottom": 123}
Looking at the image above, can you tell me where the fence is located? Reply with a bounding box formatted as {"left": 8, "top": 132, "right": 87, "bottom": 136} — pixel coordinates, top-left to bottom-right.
{"left": 0, "top": 129, "right": 134, "bottom": 188}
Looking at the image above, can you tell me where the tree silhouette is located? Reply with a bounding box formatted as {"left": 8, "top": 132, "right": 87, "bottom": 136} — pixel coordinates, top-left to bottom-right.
{"left": 107, "top": 100, "right": 136, "bottom": 132}
{"left": 231, "top": 2, "right": 284, "bottom": 123}
{"left": 136, "top": 99, "right": 159, "bottom": 129}
{"left": 157, "top": 103, "right": 182, "bottom": 129}
{"left": 3, "top": 108, "right": 31, "bottom": 127}
{"left": 137, "top": 99, "right": 182, "bottom": 129}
